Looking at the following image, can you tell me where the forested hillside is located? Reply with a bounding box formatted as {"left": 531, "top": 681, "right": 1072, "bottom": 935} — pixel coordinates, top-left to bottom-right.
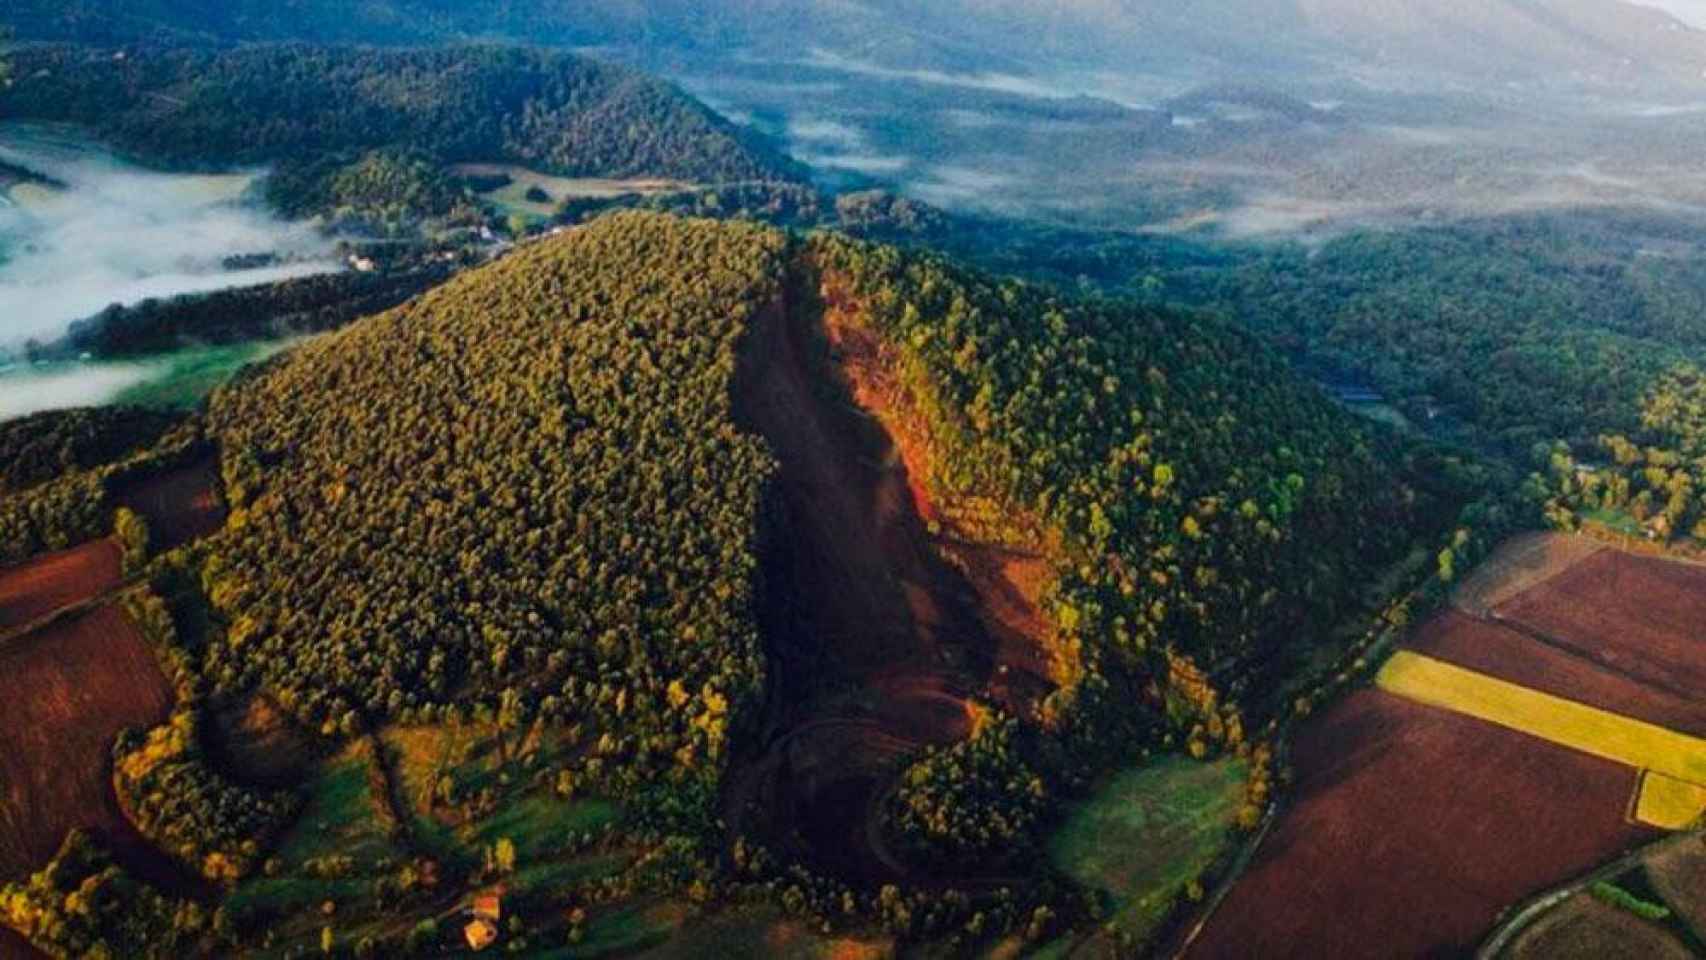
{"left": 0, "top": 210, "right": 1506, "bottom": 956}
{"left": 1151, "top": 215, "right": 1706, "bottom": 456}
{"left": 199, "top": 214, "right": 785, "bottom": 799}
{"left": 9, "top": 0, "right": 1701, "bottom": 84}
{"left": 807, "top": 234, "right": 1474, "bottom": 706}
{"left": 0, "top": 44, "right": 801, "bottom": 215}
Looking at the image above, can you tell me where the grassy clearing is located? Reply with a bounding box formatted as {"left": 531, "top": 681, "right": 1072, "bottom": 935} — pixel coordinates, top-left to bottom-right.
{"left": 1346, "top": 402, "right": 1413, "bottom": 431}
{"left": 377, "top": 723, "right": 626, "bottom": 913}
{"left": 226, "top": 740, "right": 421, "bottom": 955}
{"left": 529, "top": 900, "right": 691, "bottom": 959}
{"left": 1583, "top": 507, "right": 1643, "bottom": 536}
{"left": 379, "top": 725, "right": 618, "bottom": 863}
{"left": 113, "top": 340, "right": 297, "bottom": 410}
{"left": 1376, "top": 651, "right": 1706, "bottom": 787}
{"left": 1046, "top": 755, "right": 1247, "bottom": 945}
{"left": 452, "top": 163, "right": 689, "bottom": 220}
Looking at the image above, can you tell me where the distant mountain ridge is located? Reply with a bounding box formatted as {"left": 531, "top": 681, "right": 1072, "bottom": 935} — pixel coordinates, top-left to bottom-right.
{"left": 7, "top": 0, "right": 1706, "bottom": 87}
{"left": 0, "top": 44, "right": 803, "bottom": 215}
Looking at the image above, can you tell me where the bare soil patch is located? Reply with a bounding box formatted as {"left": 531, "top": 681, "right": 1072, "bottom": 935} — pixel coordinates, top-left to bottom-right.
{"left": 1191, "top": 688, "right": 1651, "bottom": 959}
{"left": 1646, "top": 838, "right": 1706, "bottom": 934}
{"left": 0, "top": 539, "right": 122, "bottom": 631}
{"left": 1507, "top": 890, "right": 1692, "bottom": 960}
{"left": 725, "top": 276, "right": 1053, "bottom": 884}
{"left": 1493, "top": 549, "right": 1706, "bottom": 701}
{"left": 113, "top": 460, "right": 224, "bottom": 550}
{"left": 1453, "top": 531, "right": 1604, "bottom": 616}
{"left": 0, "top": 604, "right": 178, "bottom": 884}
{"left": 204, "top": 694, "right": 320, "bottom": 789}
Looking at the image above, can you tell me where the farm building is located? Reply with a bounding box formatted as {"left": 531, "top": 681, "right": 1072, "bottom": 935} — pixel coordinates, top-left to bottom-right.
{"left": 461, "top": 889, "right": 504, "bottom": 951}
{"left": 471, "top": 892, "right": 503, "bottom": 922}
{"left": 464, "top": 918, "right": 497, "bottom": 951}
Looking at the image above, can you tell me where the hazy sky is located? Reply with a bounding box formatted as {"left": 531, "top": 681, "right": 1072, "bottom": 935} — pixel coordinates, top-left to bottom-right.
{"left": 1631, "top": 0, "right": 1706, "bottom": 27}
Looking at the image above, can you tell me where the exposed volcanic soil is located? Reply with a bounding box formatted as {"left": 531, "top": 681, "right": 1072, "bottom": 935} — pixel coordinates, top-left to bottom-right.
{"left": 724, "top": 268, "right": 1052, "bottom": 882}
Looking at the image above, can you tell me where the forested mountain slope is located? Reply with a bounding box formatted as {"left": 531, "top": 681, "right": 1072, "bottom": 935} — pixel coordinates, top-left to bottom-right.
{"left": 0, "top": 211, "right": 1504, "bottom": 956}
{"left": 191, "top": 212, "right": 1473, "bottom": 818}
{"left": 200, "top": 214, "right": 785, "bottom": 796}
{"left": 0, "top": 45, "right": 802, "bottom": 214}
{"left": 804, "top": 232, "right": 1469, "bottom": 704}
{"left": 10, "top": 0, "right": 1705, "bottom": 84}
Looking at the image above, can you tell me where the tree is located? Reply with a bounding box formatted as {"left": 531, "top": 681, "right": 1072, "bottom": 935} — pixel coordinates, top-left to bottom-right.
{"left": 114, "top": 506, "right": 150, "bottom": 573}
{"left": 0, "top": 26, "right": 12, "bottom": 90}
{"left": 495, "top": 688, "right": 523, "bottom": 764}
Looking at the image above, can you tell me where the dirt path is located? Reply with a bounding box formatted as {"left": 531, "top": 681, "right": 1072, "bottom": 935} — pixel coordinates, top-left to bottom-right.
{"left": 724, "top": 269, "right": 1050, "bottom": 885}
{"left": 1476, "top": 831, "right": 1702, "bottom": 959}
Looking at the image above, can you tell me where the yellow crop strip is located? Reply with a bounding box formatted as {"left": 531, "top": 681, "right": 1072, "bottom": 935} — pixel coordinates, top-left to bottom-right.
{"left": 1635, "top": 771, "right": 1706, "bottom": 831}
{"left": 1375, "top": 651, "right": 1706, "bottom": 788}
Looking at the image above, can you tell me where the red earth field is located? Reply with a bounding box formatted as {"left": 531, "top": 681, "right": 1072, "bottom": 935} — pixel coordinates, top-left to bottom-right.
{"left": 0, "top": 603, "right": 176, "bottom": 883}
{"left": 0, "top": 539, "right": 123, "bottom": 632}
{"left": 1494, "top": 549, "right": 1706, "bottom": 699}
{"left": 0, "top": 465, "right": 224, "bottom": 958}
{"left": 1192, "top": 536, "right": 1706, "bottom": 959}
{"left": 1190, "top": 686, "right": 1649, "bottom": 958}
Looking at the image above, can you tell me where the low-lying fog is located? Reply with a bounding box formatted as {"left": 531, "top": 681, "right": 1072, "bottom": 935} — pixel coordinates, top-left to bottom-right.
{"left": 0, "top": 125, "right": 334, "bottom": 419}
{"left": 0, "top": 125, "right": 333, "bottom": 349}
{"left": 680, "top": 55, "right": 1706, "bottom": 240}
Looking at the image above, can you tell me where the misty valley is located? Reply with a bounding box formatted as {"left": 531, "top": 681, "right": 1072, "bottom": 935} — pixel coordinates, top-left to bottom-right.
{"left": 0, "top": 125, "right": 333, "bottom": 416}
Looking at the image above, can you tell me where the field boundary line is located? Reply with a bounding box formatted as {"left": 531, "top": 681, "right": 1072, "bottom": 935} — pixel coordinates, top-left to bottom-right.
{"left": 0, "top": 578, "right": 145, "bottom": 652}
{"left": 1169, "top": 800, "right": 1279, "bottom": 960}
{"left": 1376, "top": 651, "right": 1706, "bottom": 787}
{"left": 1485, "top": 612, "right": 1704, "bottom": 705}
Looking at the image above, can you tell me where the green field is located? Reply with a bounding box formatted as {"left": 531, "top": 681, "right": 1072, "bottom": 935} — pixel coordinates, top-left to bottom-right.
{"left": 1047, "top": 755, "right": 1247, "bottom": 945}
{"left": 1582, "top": 507, "right": 1642, "bottom": 536}
{"left": 113, "top": 340, "right": 297, "bottom": 410}
{"left": 226, "top": 741, "right": 420, "bottom": 956}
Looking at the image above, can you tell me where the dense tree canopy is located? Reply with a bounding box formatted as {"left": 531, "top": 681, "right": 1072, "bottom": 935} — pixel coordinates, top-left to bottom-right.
{"left": 0, "top": 407, "right": 177, "bottom": 494}
{"left": 199, "top": 213, "right": 785, "bottom": 797}
{"left": 1539, "top": 363, "right": 1706, "bottom": 541}
{"left": 57, "top": 267, "right": 454, "bottom": 358}
{"left": 808, "top": 233, "right": 1442, "bottom": 698}
{"left": 0, "top": 44, "right": 802, "bottom": 215}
